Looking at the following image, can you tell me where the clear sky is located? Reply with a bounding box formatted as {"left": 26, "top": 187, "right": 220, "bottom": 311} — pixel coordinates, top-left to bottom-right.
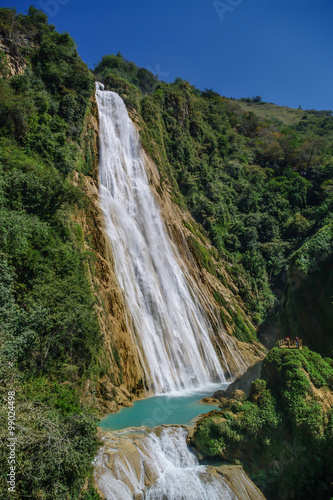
{"left": 2, "top": 0, "right": 333, "bottom": 110}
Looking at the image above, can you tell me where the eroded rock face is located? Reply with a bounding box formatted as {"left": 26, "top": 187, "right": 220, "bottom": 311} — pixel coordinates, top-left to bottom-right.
{"left": 213, "top": 360, "right": 263, "bottom": 401}
{"left": 94, "top": 426, "right": 266, "bottom": 500}
{"left": 141, "top": 149, "right": 266, "bottom": 377}
{"left": 0, "top": 34, "right": 32, "bottom": 76}
{"left": 214, "top": 465, "right": 266, "bottom": 500}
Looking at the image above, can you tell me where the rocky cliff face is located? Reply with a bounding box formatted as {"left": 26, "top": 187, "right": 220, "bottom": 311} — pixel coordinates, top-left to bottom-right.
{"left": 141, "top": 146, "right": 265, "bottom": 372}
{"left": 0, "top": 33, "right": 29, "bottom": 76}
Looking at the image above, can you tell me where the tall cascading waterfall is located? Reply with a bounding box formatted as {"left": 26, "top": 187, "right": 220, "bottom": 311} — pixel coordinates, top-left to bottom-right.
{"left": 96, "top": 83, "right": 246, "bottom": 394}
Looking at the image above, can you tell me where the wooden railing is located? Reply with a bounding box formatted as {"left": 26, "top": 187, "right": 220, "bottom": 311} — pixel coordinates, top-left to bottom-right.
{"left": 278, "top": 339, "right": 303, "bottom": 349}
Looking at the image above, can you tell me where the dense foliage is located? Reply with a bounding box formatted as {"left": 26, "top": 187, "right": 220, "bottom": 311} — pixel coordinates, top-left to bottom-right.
{"left": 0, "top": 367, "right": 100, "bottom": 499}
{"left": 0, "top": 8, "right": 100, "bottom": 499}
{"left": 193, "top": 348, "right": 333, "bottom": 499}
{"left": 94, "top": 52, "right": 159, "bottom": 95}
{"left": 95, "top": 54, "right": 333, "bottom": 325}
{"left": 290, "top": 221, "right": 333, "bottom": 278}
{"left": 0, "top": 6, "right": 94, "bottom": 173}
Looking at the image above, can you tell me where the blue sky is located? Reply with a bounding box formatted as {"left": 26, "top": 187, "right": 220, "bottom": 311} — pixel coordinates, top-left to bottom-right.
{"left": 2, "top": 0, "right": 333, "bottom": 110}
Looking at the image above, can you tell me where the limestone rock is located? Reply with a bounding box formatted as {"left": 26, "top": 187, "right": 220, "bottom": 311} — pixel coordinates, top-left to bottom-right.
{"left": 214, "top": 465, "right": 266, "bottom": 499}
{"left": 200, "top": 397, "right": 220, "bottom": 405}
{"left": 214, "top": 360, "right": 263, "bottom": 401}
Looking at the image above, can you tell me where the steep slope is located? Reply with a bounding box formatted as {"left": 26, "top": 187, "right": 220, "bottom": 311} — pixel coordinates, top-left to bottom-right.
{"left": 0, "top": 9, "right": 265, "bottom": 498}
{"left": 0, "top": 7, "right": 331, "bottom": 499}
{"left": 76, "top": 90, "right": 264, "bottom": 410}
{"left": 95, "top": 84, "right": 265, "bottom": 394}
{"left": 138, "top": 124, "right": 265, "bottom": 373}
{"left": 73, "top": 95, "right": 146, "bottom": 413}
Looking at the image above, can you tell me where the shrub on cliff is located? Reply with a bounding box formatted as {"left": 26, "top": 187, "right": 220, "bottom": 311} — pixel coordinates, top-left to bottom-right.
{"left": 0, "top": 7, "right": 94, "bottom": 173}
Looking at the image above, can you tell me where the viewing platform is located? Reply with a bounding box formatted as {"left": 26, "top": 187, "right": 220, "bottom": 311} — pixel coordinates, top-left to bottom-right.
{"left": 278, "top": 338, "right": 303, "bottom": 349}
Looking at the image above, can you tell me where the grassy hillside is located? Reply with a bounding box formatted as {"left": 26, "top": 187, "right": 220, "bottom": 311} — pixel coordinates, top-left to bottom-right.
{"left": 235, "top": 99, "right": 305, "bottom": 126}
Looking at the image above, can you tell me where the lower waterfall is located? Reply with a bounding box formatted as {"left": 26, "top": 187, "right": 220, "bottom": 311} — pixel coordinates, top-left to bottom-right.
{"left": 94, "top": 427, "right": 235, "bottom": 500}
{"left": 95, "top": 82, "right": 245, "bottom": 394}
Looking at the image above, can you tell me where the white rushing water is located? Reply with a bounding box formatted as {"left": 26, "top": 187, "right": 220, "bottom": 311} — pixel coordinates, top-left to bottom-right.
{"left": 94, "top": 427, "right": 238, "bottom": 500}
{"left": 96, "top": 83, "right": 246, "bottom": 394}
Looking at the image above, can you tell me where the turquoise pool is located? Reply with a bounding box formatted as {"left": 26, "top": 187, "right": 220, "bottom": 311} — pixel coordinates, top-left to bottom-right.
{"left": 99, "top": 384, "right": 227, "bottom": 430}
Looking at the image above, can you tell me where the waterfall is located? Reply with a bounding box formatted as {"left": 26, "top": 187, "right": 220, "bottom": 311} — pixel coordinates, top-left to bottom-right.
{"left": 94, "top": 427, "right": 237, "bottom": 500}
{"left": 96, "top": 83, "right": 246, "bottom": 394}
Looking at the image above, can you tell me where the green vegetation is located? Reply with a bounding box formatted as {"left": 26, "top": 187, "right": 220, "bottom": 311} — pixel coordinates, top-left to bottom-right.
{"left": 0, "top": 369, "right": 100, "bottom": 499}
{"left": 187, "top": 235, "right": 217, "bottom": 276}
{"left": 290, "top": 222, "right": 333, "bottom": 278}
{"left": 0, "top": 7, "right": 94, "bottom": 173}
{"left": 0, "top": 6, "right": 331, "bottom": 497}
{"left": 94, "top": 52, "right": 160, "bottom": 95}
{"left": 95, "top": 54, "right": 333, "bottom": 326}
{"left": 236, "top": 99, "right": 305, "bottom": 126}
{"left": 193, "top": 348, "right": 333, "bottom": 499}
{"left": 0, "top": 7, "right": 100, "bottom": 499}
